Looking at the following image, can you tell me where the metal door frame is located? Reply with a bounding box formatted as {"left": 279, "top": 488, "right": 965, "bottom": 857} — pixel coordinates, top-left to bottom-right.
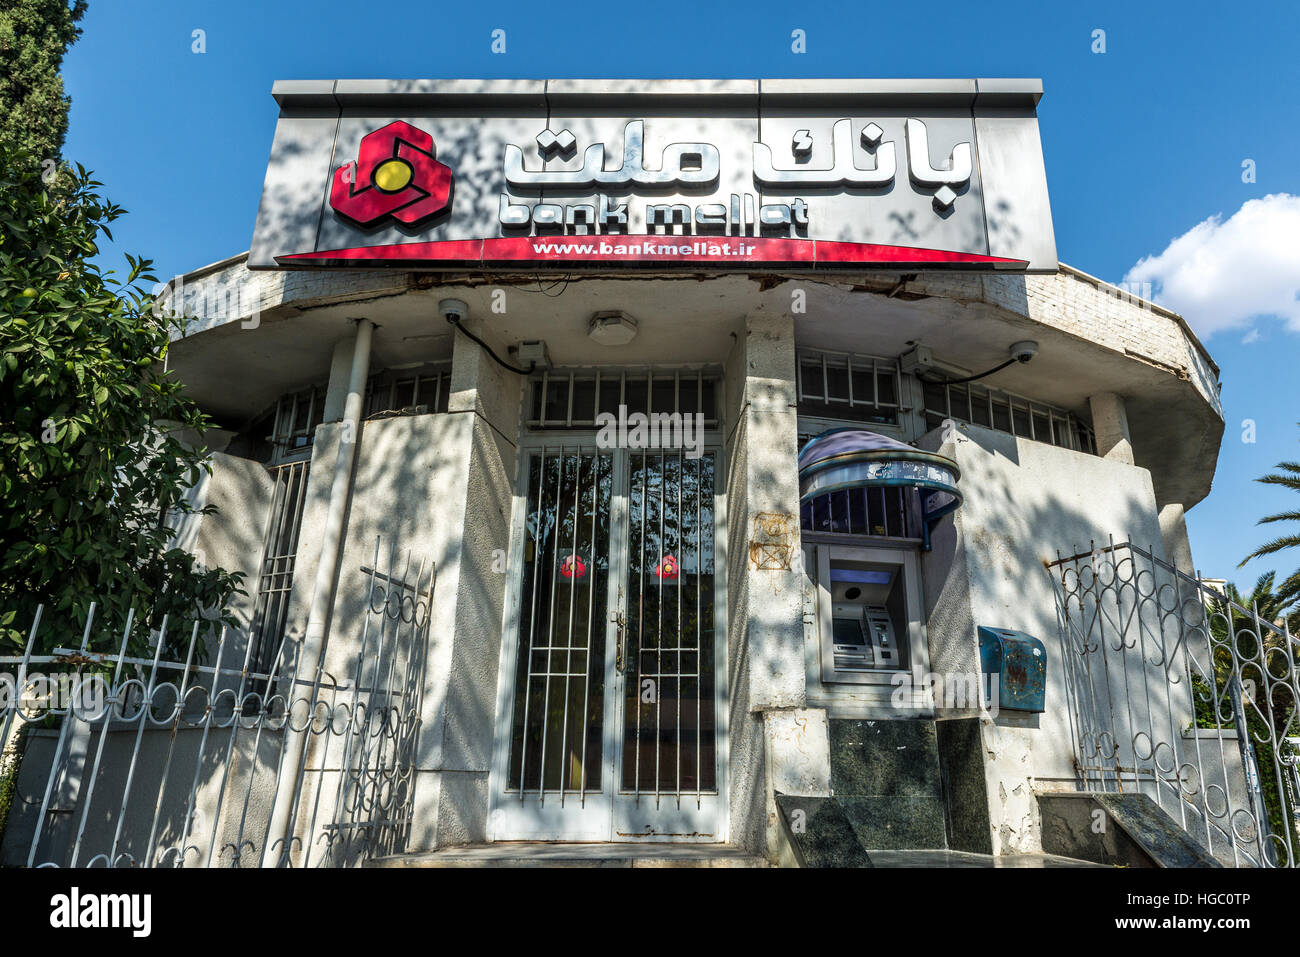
{"left": 488, "top": 436, "right": 728, "bottom": 843}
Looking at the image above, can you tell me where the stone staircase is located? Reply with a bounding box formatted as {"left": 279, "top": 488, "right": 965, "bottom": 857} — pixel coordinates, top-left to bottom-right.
{"left": 776, "top": 719, "right": 949, "bottom": 866}
{"left": 1038, "top": 791, "right": 1223, "bottom": 867}
{"left": 775, "top": 718, "right": 1104, "bottom": 867}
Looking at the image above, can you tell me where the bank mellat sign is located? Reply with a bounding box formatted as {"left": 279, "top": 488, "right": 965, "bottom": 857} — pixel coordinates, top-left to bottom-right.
{"left": 247, "top": 79, "right": 1057, "bottom": 272}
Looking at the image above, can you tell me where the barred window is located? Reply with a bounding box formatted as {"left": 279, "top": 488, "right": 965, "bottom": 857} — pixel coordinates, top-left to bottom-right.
{"left": 365, "top": 363, "right": 452, "bottom": 418}
{"left": 796, "top": 349, "right": 901, "bottom": 426}
{"left": 799, "top": 485, "right": 920, "bottom": 540}
{"left": 921, "top": 380, "right": 1095, "bottom": 454}
{"left": 269, "top": 386, "right": 326, "bottom": 462}
{"left": 526, "top": 368, "right": 721, "bottom": 430}
{"left": 247, "top": 460, "right": 309, "bottom": 678}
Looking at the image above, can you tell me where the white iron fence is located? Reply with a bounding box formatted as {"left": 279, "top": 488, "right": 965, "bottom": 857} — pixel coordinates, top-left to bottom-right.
{"left": 0, "top": 539, "right": 431, "bottom": 868}
{"left": 1050, "top": 539, "right": 1300, "bottom": 867}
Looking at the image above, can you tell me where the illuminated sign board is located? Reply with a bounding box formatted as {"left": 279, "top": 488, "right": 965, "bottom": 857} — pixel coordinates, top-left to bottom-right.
{"left": 249, "top": 79, "right": 1057, "bottom": 272}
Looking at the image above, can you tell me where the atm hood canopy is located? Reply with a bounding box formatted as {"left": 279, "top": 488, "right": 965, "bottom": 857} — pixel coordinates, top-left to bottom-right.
{"left": 798, "top": 429, "right": 962, "bottom": 547}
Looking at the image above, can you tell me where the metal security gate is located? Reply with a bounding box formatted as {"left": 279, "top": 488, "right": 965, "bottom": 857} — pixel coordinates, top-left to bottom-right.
{"left": 489, "top": 445, "right": 726, "bottom": 842}
{"left": 0, "top": 538, "right": 430, "bottom": 867}
{"left": 1050, "top": 539, "right": 1300, "bottom": 867}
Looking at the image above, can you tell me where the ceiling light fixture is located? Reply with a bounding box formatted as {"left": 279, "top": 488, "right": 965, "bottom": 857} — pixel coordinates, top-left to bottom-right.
{"left": 588, "top": 311, "right": 638, "bottom": 346}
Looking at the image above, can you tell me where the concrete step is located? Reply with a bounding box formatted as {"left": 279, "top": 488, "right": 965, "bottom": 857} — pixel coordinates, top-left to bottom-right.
{"left": 774, "top": 794, "right": 1105, "bottom": 867}
{"left": 365, "top": 842, "right": 771, "bottom": 868}
{"left": 859, "top": 849, "right": 1110, "bottom": 868}
{"left": 1038, "top": 791, "right": 1223, "bottom": 867}
{"left": 838, "top": 794, "right": 947, "bottom": 850}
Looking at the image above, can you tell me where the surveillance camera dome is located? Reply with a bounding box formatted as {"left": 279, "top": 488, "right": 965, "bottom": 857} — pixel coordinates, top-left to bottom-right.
{"left": 1009, "top": 340, "right": 1039, "bottom": 363}
{"left": 439, "top": 298, "right": 469, "bottom": 323}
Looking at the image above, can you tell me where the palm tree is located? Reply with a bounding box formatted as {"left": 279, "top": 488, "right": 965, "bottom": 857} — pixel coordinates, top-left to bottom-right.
{"left": 1215, "top": 573, "right": 1300, "bottom": 636}
{"left": 1240, "top": 424, "right": 1300, "bottom": 610}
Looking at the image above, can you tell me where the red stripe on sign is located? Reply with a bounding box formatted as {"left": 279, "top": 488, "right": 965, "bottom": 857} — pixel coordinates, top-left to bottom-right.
{"left": 276, "top": 237, "right": 1027, "bottom": 268}
{"left": 812, "top": 240, "right": 1022, "bottom": 265}
{"left": 483, "top": 236, "right": 817, "bottom": 263}
{"left": 278, "top": 240, "right": 484, "bottom": 264}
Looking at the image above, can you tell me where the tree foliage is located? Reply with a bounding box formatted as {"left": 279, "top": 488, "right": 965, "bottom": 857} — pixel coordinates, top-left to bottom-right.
{"left": 0, "top": 0, "right": 87, "bottom": 162}
{"left": 1240, "top": 423, "right": 1300, "bottom": 610}
{"left": 0, "top": 148, "right": 243, "bottom": 658}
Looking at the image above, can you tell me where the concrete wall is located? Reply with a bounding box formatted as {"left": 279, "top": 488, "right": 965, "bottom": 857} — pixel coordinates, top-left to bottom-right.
{"left": 147, "top": 317, "right": 520, "bottom": 863}
{"left": 3, "top": 719, "right": 283, "bottom": 868}
{"left": 167, "top": 449, "right": 276, "bottom": 660}
{"left": 280, "top": 313, "right": 522, "bottom": 855}
{"left": 918, "top": 422, "right": 1177, "bottom": 854}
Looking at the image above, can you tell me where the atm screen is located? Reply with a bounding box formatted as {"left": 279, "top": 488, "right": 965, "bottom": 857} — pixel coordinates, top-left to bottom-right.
{"left": 832, "top": 617, "right": 867, "bottom": 647}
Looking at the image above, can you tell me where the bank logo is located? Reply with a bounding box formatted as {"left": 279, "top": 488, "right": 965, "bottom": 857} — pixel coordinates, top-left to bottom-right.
{"left": 330, "top": 121, "right": 452, "bottom": 227}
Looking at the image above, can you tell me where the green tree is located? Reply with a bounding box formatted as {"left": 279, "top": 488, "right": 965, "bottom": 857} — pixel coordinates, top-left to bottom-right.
{"left": 0, "top": 148, "right": 243, "bottom": 658}
{"left": 1240, "top": 423, "right": 1300, "bottom": 609}
{"left": 0, "top": 0, "right": 87, "bottom": 162}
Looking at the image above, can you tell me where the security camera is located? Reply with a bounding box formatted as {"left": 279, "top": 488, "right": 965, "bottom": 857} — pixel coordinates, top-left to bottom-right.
{"left": 1009, "top": 340, "right": 1039, "bottom": 363}
{"left": 439, "top": 298, "right": 469, "bottom": 323}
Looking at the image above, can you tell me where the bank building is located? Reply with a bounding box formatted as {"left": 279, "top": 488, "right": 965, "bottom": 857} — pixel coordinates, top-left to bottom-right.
{"left": 8, "top": 79, "right": 1293, "bottom": 870}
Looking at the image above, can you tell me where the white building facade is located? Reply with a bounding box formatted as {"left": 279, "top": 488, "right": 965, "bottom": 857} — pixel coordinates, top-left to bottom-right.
{"left": 9, "top": 79, "right": 1267, "bottom": 869}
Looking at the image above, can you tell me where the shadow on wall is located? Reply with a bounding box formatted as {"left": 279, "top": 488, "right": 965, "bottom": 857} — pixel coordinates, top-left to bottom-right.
{"left": 3, "top": 410, "right": 459, "bottom": 868}
{"left": 917, "top": 422, "right": 1177, "bottom": 853}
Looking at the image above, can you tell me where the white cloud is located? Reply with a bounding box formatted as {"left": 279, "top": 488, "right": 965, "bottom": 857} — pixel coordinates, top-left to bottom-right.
{"left": 1123, "top": 193, "right": 1300, "bottom": 338}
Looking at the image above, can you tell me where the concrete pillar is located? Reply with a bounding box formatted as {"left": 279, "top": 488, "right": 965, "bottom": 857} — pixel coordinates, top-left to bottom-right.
{"left": 415, "top": 313, "right": 523, "bottom": 849}
{"left": 763, "top": 708, "right": 830, "bottom": 859}
{"left": 1159, "top": 502, "right": 1196, "bottom": 577}
{"left": 266, "top": 319, "right": 373, "bottom": 864}
{"left": 728, "top": 312, "right": 806, "bottom": 709}
{"left": 1088, "top": 392, "right": 1134, "bottom": 465}
{"left": 723, "top": 311, "right": 817, "bottom": 854}
{"left": 322, "top": 336, "right": 358, "bottom": 422}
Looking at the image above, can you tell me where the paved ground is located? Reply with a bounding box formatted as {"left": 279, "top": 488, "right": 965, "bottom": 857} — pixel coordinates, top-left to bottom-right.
{"left": 366, "top": 842, "right": 770, "bottom": 867}
{"left": 862, "top": 849, "right": 1108, "bottom": 867}
{"left": 366, "top": 843, "right": 1106, "bottom": 868}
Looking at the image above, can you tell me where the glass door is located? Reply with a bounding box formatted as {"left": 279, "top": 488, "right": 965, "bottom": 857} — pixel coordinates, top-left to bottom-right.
{"left": 489, "top": 446, "right": 725, "bottom": 842}
{"left": 612, "top": 449, "right": 722, "bottom": 840}
{"left": 490, "top": 447, "right": 616, "bottom": 841}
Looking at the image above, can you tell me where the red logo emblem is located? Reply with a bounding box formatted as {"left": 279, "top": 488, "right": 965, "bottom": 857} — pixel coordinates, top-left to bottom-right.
{"left": 656, "top": 555, "right": 679, "bottom": 580}
{"left": 560, "top": 554, "right": 588, "bottom": 580}
{"left": 330, "top": 121, "right": 452, "bottom": 227}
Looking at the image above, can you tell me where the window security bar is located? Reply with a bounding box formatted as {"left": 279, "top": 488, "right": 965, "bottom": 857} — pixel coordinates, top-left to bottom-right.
{"left": 247, "top": 460, "right": 310, "bottom": 676}
{"left": 921, "top": 379, "right": 1096, "bottom": 454}
{"left": 268, "top": 386, "right": 325, "bottom": 462}
{"left": 526, "top": 369, "right": 721, "bottom": 430}
{"left": 365, "top": 364, "right": 452, "bottom": 419}
{"left": 796, "top": 348, "right": 902, "bottom": 426}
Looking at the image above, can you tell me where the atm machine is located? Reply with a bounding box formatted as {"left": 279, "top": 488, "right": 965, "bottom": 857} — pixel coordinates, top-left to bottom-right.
{"left": 824, "top": 562, "right": 906, "bottom": 677}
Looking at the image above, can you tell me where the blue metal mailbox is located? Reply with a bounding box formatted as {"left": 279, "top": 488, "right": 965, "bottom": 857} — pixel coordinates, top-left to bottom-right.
{"left": 977, "top": 626, "right": 1046, "bottom": 713}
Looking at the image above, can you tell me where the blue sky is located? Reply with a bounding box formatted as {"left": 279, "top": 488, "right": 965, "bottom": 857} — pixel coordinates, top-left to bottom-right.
{"left": 59, "top": 0, "right": 1300, "bottom": 590}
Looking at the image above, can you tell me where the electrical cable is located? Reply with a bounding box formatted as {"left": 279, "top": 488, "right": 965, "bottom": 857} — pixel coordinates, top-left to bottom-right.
{"left": 445, "top": 314, "right": 534, "bottom": 375}
{"left": 926, "top": 355, "right": 1020, "bottom": 385}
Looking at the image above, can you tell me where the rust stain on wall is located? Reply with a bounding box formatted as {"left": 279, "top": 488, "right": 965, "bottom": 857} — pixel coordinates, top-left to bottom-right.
{"left": 749, "top": 511, "right": 796, "bottom": 570}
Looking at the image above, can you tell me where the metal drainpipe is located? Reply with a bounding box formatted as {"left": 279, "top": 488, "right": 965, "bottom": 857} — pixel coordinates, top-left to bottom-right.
{"left": 263, "top": 318, "right": 373, "bottom": 866}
